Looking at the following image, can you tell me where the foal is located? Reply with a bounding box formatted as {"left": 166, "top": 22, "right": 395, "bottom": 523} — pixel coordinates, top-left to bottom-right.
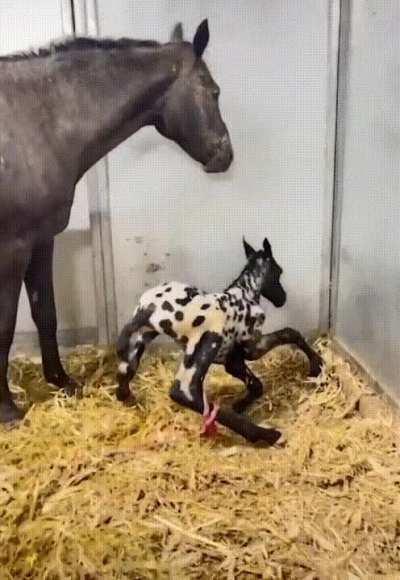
{"left": 116, "top": 237, "right": 323, "bottom": 445}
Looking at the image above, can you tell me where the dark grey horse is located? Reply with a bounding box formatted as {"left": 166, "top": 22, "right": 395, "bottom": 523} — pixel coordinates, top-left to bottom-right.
{"left": 0, "top": 19, "right": 233, "bottom": 423}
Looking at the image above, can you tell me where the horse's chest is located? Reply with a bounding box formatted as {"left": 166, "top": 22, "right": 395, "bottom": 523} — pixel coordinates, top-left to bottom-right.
{"left": 0, "top": 133, "right": 75, "bottom": 235}
{"left": 0, "top": 180, "right": 73, "bottom": 238}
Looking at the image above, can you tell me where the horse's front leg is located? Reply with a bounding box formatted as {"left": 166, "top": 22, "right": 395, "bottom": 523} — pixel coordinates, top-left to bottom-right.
{"left": 24, "top": 239, "right": 80, "bottom": 396}
{"left": 243, "top": 327, "right": 324, "bottom": 377}
{"left": 0, "top": 239, "right": 32, "bottom": 422}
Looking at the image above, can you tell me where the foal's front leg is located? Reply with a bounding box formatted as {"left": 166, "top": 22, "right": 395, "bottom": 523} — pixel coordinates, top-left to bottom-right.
{"left": 170, "top": 332, "right": 282, "bottom": 445}
{"left": 243, "top": 327, "right": 324, "bottom": 376}
{"left": 24, "top": 240, "right": 80, "bottom": 396}
{"left": 225, "top": 345, "right": 264, "bottom": 414}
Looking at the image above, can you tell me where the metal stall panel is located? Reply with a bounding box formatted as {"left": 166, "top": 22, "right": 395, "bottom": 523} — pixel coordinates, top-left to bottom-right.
{"left": 0, "top": 0, "right": 97, "bottom": 348}
{"left": 333, "top": 1, "right": 400, "bottom": 400}
{"left": 95, "top": 0, "right": 338, "bottom": 337}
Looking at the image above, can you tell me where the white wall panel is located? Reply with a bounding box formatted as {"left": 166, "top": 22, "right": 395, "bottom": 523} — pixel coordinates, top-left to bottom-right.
{"left": 96, "top": 0, "right": 337, "bottom": 337}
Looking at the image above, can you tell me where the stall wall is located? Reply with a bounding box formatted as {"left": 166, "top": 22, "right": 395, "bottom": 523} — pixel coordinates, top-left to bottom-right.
{"left": 0, "top": 0, "right": 97, "bottom": 348}
{"left": 95, "top": 0, "right": 337, "bottom": 337}
{"left": 334, "top": 1, "right": 400, "bottom": 400}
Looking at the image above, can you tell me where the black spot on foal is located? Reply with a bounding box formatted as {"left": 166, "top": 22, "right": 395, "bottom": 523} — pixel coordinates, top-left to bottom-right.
{"left": 159, "top": 319, "right": 177, "bottom": 338}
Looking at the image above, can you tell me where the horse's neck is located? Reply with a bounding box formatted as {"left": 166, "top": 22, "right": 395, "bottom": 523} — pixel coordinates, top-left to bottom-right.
{"left": 48, "top": 46, "right": 178, "bottom": 179}
{"left": 226, "top": 269, "right": 260, "bottom": 303}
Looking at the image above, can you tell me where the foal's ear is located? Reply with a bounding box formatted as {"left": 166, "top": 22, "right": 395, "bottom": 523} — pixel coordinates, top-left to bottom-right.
{"left": 243, "top": 237, "right": 256, "bottom": 259}
{"left": 263, "top": 237, "right": 272, "bottom": 257}
{"left": 171, "top": 22, "right": 184, "bottom": 43}
{"left": 193, "top": 19, "right": 209, "bottom": 58}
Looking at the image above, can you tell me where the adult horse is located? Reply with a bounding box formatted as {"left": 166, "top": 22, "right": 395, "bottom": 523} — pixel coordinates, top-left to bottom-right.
{"left": 0, "top": 19, "right": 233, "bottom": 422}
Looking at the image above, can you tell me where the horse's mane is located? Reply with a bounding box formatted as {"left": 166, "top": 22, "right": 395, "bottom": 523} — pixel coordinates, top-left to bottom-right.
{"left": 0, "top": 36, "right": 160, "bottom": 63}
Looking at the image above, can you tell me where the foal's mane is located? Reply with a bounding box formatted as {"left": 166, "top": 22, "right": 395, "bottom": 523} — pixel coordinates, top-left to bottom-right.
{"left": 0, "top": 36, "right": 160, "bottom": 63}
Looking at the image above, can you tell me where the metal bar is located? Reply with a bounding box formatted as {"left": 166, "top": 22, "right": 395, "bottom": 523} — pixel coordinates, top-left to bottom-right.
{"left": 318, "top": 0, "right": 341, "bottom": 334}
{"left": 71, "top": 0, "right": 118, "bottom": 344}
{"left": 328, "top": 0, "right": 352, "bottom": 333}
{"left": 60, "top": 0, "right": 75, "bottom": 37}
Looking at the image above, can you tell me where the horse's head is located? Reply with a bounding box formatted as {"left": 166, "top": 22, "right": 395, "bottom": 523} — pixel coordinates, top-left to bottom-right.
{"left": 155, "top": 19, "right": 233, "bottom": 173}
{"left": 243, "top": 237, "right": 287, "bottom": 308}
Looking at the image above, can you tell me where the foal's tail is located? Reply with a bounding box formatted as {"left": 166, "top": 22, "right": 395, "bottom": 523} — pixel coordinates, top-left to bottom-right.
{"left": 116, "top": 305, "right": 155, "bottom": 357}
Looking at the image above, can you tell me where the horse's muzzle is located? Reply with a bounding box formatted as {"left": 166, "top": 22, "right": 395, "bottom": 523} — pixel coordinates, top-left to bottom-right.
{"left": 204, "top": 136, "right": 233, "bottom": 173}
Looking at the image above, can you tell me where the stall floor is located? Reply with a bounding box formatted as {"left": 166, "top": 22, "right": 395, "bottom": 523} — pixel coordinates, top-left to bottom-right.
{"left": 1, "top": 339, "right": 399, "bottom": 579}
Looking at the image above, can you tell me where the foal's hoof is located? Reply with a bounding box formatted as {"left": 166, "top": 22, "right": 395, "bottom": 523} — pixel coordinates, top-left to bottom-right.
{"left": 309, "top": 354, "right": 324, "bottom": 378}
{"left": 232, "top": 400, "right": 249, "bottom": 414}
{"left": 0, "top": 401, "right": 25, "bottom": 424}
{"left": 116, "top": 387, "right": 136, "bottom": 406}
{"left": 122, "top": 394, "right": 136, "bottom": 407}
{"left": 254, "top": 427, "right": 283, "bottom": 447}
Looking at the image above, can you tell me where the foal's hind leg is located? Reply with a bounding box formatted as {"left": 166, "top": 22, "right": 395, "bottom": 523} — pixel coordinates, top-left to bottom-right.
{"left": 225, "top": 345, "right": 264, "bottom": 414}
{"left": 169, "top": 333, "right": 282, "bottom": 445}
{"left": 116, "top": 329, "right": 158, "bottom": 405}
{"left": 170, "top": 332, "right": 223, "bottom": 420}
{"left": 24, "top": 239, "right": 79, "bottom": 396}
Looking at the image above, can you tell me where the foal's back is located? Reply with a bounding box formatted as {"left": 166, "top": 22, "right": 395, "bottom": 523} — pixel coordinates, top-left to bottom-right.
{"left": 138, "top": 282, "right": 225, "bottom": 345}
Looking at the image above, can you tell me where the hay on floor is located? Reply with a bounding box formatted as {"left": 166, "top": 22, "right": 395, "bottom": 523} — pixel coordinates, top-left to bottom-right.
{"left": 1, "top": 338, "right": 400, "bottom": 579}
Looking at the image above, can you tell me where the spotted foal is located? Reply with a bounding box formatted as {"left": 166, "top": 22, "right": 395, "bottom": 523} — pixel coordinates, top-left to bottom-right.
{"left": 116, "top": 237, "right": 323, "bottom": 445}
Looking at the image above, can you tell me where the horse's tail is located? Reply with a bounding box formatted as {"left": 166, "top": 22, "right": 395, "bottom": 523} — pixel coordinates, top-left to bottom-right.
{"left": 116, "top": 305, "right": 155, "bottom": 357}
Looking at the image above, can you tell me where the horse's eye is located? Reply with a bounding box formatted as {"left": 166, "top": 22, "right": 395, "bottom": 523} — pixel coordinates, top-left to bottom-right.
{"left": 212, "top": 88, "right": 220, "bottom": 99}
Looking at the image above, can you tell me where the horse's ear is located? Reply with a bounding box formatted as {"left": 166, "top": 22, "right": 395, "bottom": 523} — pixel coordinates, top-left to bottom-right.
{"left": 263, "top": 237, "right": 272, "bottom": 257}
{"left": 171, "top": 22, "right": 184, "bottom": 42}
{"left": 193, "top": 19, "right": 209, "bottom": 58}
{"left": 243, "top": 237, "right": 256, "bottom": 259}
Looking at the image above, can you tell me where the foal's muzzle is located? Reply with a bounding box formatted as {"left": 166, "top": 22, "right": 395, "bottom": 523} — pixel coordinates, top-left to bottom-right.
{"left": 272, "top": 289, "right": 287, "bottom": 308}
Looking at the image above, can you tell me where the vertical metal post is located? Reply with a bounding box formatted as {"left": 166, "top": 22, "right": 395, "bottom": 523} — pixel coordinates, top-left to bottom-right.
{"left": 60, "top": 0, "right": 75, "bottom": 36}
{"left": 70, "top": 0, "right": 118, "bottom": 344}
{"left": 327, "top": 0, "right": 352, "bottom": 333}
{"left": 318, "top": 0, "right": 341, "bottom": 334}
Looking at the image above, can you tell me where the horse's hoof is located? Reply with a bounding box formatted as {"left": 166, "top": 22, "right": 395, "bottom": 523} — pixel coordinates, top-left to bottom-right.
{"left": 309, "top": 355, "right": 324, "bottom": 377}
{"left": 0, "top": 401, "right": 25, "bottom": 424}
{"left": 61, "top": 377, "right": 82, "bottom": 398}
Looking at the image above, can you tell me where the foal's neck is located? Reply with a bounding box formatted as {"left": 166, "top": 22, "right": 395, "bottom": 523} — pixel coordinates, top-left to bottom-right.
{"left": 226, "top": 266, "right": 262, "bottom": 303}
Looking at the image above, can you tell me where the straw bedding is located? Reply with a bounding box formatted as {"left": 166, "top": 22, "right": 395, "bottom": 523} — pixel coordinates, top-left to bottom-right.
{"left": 1, "top": 338, "right": 400, "bottom": 579}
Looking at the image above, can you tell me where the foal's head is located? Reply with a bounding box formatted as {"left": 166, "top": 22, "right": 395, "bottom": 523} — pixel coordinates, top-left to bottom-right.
{"left": 155, "top": 19, "right": 233, "bottom": 173}
{"left": 243, "top": 237, "right": 287, "bottom": 307}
